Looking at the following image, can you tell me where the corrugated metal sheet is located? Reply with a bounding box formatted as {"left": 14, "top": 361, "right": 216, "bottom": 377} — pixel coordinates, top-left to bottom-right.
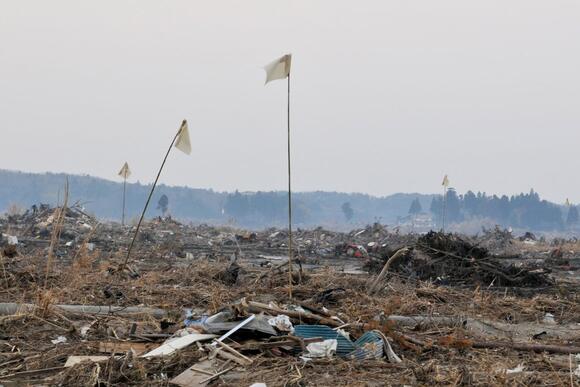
{"left": 348, "top": 331, "right": 384, "bottom": 360}
{"left": 295, "top": 326, "right": 384, "bottom": 360}
{"left": 294, "top": 325, "right": 355, "bottom": 357}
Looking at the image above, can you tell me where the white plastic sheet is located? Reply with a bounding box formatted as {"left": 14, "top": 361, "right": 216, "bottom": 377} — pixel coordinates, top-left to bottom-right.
{"left": 268, "top": 315, "right": 294, "bottom": 333}
{"left": 301, "top": 339, "right": 338, "bottom": 360}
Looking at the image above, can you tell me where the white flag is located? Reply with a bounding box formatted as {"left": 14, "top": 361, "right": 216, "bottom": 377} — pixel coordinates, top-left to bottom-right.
{"left": 175, "top": 119, "right": 191, "bottom": 155}
{"left": 264, "top": 54, "right": 292, "bottom": 84}
{"left": 118, "top": 162, "right": 131, "bottom": 179}
{"left": 442, "top": 175, "right": 449, "bottom": 187}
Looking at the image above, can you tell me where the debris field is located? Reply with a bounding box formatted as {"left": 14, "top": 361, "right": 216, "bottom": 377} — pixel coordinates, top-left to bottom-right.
{"left": 0, "top": 205, "right": 579, "bottom": 386}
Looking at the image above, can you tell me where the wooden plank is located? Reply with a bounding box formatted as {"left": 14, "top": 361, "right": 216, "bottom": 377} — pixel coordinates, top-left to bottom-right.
{"left": 64, "top": 356, "right": 110, "bottom": 367}
{"left": 96, "top": 341, "right": 158, "bottom": 355}
{"left": 170, "top": 359, "right": 215, "bottom": 387}
{"left": 141, "top": 334, "right": 217, "bottom": 358}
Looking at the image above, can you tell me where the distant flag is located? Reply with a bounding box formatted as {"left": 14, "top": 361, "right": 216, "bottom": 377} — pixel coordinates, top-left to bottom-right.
{"left": 442, "top": 175, "right": 449, "bottom": 188}
{"left": 118, "top": 162, "right": 131, "bottom": 179}
{"left": 118, "top": 162, "right": 131, "bottom": 226}
{"left": 264, "top": 54, "right": 292, "bottom": 84}
{"left": 566, "top": 198, "right": 571, "bottom": 206}
{"left": 175, "top": 120, "right": 191, "bottom": 155}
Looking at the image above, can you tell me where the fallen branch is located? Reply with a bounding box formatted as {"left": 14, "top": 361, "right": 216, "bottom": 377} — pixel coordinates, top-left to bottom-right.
{"left": 0, "top": 303, "right": 166, "bottom": 318}
{"left": 383, "top": 315, "right": 580, "bottom": 340}
{"left": 472, "top": 340, "right": 580, "bottom": 355}
{"left": 368, "top": 248, "right": 410, "bottom": 294}
{"left": 242, "top": 300, "right": 342, "bottom": 327}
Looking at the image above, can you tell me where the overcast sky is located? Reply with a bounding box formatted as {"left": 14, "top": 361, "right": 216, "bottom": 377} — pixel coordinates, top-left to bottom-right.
{"left": 1, "top": 1, "right": 579, "bottom": 202}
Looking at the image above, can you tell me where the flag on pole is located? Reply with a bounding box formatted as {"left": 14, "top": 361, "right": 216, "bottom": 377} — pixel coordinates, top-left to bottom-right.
{"left": 566, "top": 198, "right": 571, "bottom": 206}
{"left": 442, "top": 175, "right": 449, "bottom": 188}
{"left": 118, "top": 162, "right": 131, "bottom": 179}
{"left": 264, "top": 54, "right": 292, "bottom": 84}
{"left": 175, "top": 119, "right": 191, "bottom": 155}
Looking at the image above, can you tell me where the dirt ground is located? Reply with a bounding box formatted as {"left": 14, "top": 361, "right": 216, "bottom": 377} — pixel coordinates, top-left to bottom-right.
{"left": 0, "top": 207, "right": 579, "bottom": 386}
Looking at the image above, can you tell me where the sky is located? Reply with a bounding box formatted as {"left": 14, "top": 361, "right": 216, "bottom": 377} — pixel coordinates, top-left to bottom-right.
{"left": 1, "top": 0, "right": 579, "bottom": 203}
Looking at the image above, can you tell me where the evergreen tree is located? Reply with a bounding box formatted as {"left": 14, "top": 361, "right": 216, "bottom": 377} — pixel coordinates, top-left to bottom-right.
{"left": 157, "top": 194, "right": 169, "bottom": 216}
{"left": 408, "top": 198, "right": 422, "bottom": 215}
{"left": 463, "top": 190, "right": 478, "bottom": 216}
{"left": 341, "top": 202, "right": 354, "bottom": 222}
{"left": 430, "top": 196, "right": 443, "bottom": 227}
{"left": 224, "top": 190, "right": 250, "bottom": 219}
{"left": 445, "top": 188, "right": 462, "bottom": 222}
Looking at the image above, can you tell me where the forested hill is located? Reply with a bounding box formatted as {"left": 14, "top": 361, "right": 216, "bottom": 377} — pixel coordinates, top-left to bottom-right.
{"left": 0, "top": 169, "right": 434, "bottom": 228}
{"left": 0, "top": 169, "right": 571, "bottom": 232}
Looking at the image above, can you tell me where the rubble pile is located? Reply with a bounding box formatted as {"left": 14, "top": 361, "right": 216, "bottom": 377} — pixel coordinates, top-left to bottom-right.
{"left": 478, "top": 225, "right": 514, "bottom": 253}
{"left": 415, "top": 231, "right": 552, "bottom": 287}
{"left": 0, "top": 205, "right": 579, "bottom": 386}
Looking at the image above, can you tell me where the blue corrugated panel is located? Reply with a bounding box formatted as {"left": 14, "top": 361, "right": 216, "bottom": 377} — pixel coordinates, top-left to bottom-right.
{"left": 294, "top": 326, "right": 385, "bottom": 360}
{"left": 348, "top": 331, "right": 384, "bottom": 360}
{"left": 294, "top": 325, "right": 355, "bottom": 357}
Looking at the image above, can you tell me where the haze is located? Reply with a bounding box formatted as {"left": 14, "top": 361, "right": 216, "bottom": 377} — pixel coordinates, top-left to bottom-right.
{"left": 1, "top": 1, "right": 579, "bottom": 203}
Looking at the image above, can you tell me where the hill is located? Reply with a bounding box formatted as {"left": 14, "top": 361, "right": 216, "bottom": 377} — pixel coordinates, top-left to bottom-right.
{"left": 0, "top": 169, "right": 434, "bottom": 229}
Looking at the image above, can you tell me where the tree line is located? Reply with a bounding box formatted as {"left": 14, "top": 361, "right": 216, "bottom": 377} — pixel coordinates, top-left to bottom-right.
{"left": 428, "top": 189, "right": 572, "bottom": 230}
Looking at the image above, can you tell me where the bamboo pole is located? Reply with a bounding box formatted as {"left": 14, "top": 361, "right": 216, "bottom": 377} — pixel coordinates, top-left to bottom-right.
{"left": 287, "top": 73, "right": 293, "bottom": 299}
{"left": 123, "top": 125, "right": 184, "bottom": 267}
{"left": 121, "top": 176, "right": 127, "bottom": 226}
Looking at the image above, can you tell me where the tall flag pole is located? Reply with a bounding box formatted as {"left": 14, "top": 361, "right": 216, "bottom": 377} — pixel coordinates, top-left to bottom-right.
{"left": 264, "top": 53, "right": 293, "bottom": 299}
{"left": 118, "top": 162, "right": 131, "bottom": 226}
{"left": 122, "top": 120, "right": 191, "bottom": 268}
{"left": 441, "top": 174, "right": 449, "bottom": 232}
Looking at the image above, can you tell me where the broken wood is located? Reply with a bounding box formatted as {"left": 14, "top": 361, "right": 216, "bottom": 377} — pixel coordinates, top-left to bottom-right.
{"left": 141, "top": 333, "right": 216, "bottom": 358}
{"left": 64, "top": 356, "right": 110, "bottom": 367}
{"left": 368, "top": 248, "right": 409, "bottom": 294}
{"left": 96, "top": 341, "right": 157, "bottom": 355}
{"left": 199, "top": 366, "right": 236, "bottom": 384}
{"left": 472, "top": 340, "right": 580, "bottom": 355}
{"left": 243, "top": 300, "right": 341, "bottom": 327}
{"left": 216, "top": 341, "right": 253, "bottom": 364}
{"left": 170, "top": 359, "right": 215, "bottom": 387}
{"left": 0, "top": 302, "right": 166, "bottom": 318}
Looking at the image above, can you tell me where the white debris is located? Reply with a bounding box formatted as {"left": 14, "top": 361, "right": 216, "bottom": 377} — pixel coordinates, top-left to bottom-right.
{"left": 506, "top": 363, "right": 525, "bottom": 375}
{"left": 268, "top": 315, "right": 293, "bottom": 333}
{"left": 2, "top": 234, "right": 18, "bottom": 245}
{"left": 65, "top": 356, "right": 109, "bottom": 367}
{"left": 80, "top": 325, "right": 91, "bottom": 338}
{"left": 384, "top": 338, "right": 402, "bottom": 363}
{"left": 51, "top": 336, "right": 67, "bottom": 345}
{"left": 542, "top": 313, "right": 556, "bottom": 325}
{"left": 336, "top": 328, "right": 350, "bottom": 340}
{"left": 300, "top": 339, "right": 337, "bottom": 360}
{"left": 141, "top": 333, "right": 216, "bottom": 358}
